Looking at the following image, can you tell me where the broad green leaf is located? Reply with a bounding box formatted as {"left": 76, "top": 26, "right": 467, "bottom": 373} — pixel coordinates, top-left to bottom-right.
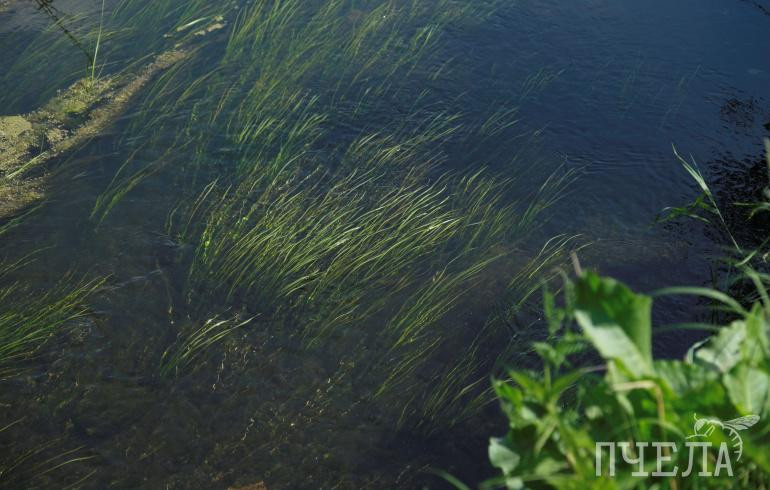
{"left": 574, "top": 272, "right": 652, "bottom": 365}
{"left": 534, "top": 457, "right": 568, "bottom": 476}
{"left": 724, "top": 365, "right": 770, "bottom": 418}
{"left": 694, "top": 320, "right": 746, "bottom": 372}
{"left": 493, "top": 379, "right": 523, "bottom": 406}
{"left": 493, "top": 381, "right": 539, "bottom": 428}
{"left": 509, "top": 370, "right": 546, "bottom": 401}
{"left": 576, "top": 312, "right": 653, "bottom": 377}
{"left": 504, "top": 476, "right": 524, "bottom": 489}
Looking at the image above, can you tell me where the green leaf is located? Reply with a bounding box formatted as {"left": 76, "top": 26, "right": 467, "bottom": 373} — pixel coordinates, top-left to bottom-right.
{"left": 489, "top": 438, "right": 520, "bottom": 475}
{"left": 544, "top": 288, "right": 562, "bottom": 336}
{"left": 549, "top": 370, "right": 585, "bottom": 404}
{"left": 504, "top": 476, "right": 524, "bottom": 490}
{"left": 653, "top": 286, "right": 748, "bottom": 316}
{"left": 493, "top": 380, "right": 539, "bottom": 429}
{"left": 743, "top": 304, "right": 770, "bottom": 367}
{"left": 533, "top": 341, "right": 561, "bottom": 367}
{"left": 576, "top": 311, "right": 653, "bottom": 378}
{"left": 509, "top": 370, "right": 546, "bottom": 402}
{"left": 654, "top": 359, "right": 720, "bottom": 399}
{"left": 693, "top": 320, "right": 746, "bottom": 372}
{"left": 574, "top": 272, "right": 652, "bottom": 365}
{"left": 533, "top": 457, "right": 568, "bottom": 476}
{"left": 724, "top": 365, "right": 770, "bottom": 418}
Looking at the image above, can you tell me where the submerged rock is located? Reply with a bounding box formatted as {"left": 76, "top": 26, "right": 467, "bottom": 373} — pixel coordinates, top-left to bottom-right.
{"left": 0, "top": 18, "right": 226, "bottom": 218}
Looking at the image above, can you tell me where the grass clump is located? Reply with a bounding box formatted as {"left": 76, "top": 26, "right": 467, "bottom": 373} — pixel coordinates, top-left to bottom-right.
{"left": 0, "top": 256, "right": 103, "bottom": 376}
{"left": 17, "top": 0, "right": 571, "bottom": 436}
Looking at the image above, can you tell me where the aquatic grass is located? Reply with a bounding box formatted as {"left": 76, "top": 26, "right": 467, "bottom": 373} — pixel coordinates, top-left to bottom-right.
{"left": 151, "top": 0, "right": 572, "bottom": 429}
{"left": 375, "top": 233, "right": 579, "bottom": 429}
{"left": 0, "top": 257, "right": 103, "bottom": 375}
{"left": 661, "top": 140, "right": 770, "bottom": 312}
{"left": 90, "top": 0, "right": 501, "bottom": 218}
{"left": 174, "top": 137, "right": 575, "bottom": 426}
{"left": 0, "top": 0, "right": 578, "bottom": 485}
{"left": 0, "top": 9, "right": 94, "bottom": 108}
{"left": 377, "top": 259, "right": 500, "bottom": 382}
{"left": 88, "top": 0, "right": 106, "bottom": 88}
{"left": 91, "top": 126, "right": 197, "bottom": 224}
{"left": 159, "top": 313, "right": 254, "bottom": 377}
{"left": 0, "top": 248, "right": 102, "bottom": 485}
{"left": 672, "top": 145, "right": 740, "bottom": 251}
{"left": 0, "top": 426, "right": 94, "bottom": 489}
{"left": 187, "top": 169, "right": 460, "bottom": 312}
{"left": 29, "top": 0, "right": 578, "bottom": 433}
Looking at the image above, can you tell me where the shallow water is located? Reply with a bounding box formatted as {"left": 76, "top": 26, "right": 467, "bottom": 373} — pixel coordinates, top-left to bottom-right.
{"left": 1, "top": 0, "right": 769, "bottom": 488}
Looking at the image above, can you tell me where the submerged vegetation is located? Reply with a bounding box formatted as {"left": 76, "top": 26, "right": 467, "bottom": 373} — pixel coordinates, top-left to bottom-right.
{"left": 0, "top": 255, "right": 101, "bottom": 377}
{"left": 0, "top": 232, "right": 102, "bottom": 485}
{"left": 1, "top": 0, "right": 575, "bottom": 486}
{"left": 1, "top": 0, "right": 765, "bottom": 487}
{"left": 91, "top": 0, "right": 575, "bottom": 432}
{"left": 153, "top": 19, "right": 570, "bottom": 442}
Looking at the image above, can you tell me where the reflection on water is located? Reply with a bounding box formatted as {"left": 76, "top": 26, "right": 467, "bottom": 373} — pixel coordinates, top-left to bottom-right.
{"left": 0, "top": 0, "right": 769, "bottom": 487}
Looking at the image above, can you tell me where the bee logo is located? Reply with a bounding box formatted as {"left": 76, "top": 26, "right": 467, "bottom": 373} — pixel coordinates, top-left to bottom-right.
{"left": 687, "top": 414, "right": 759, "bottom": 462}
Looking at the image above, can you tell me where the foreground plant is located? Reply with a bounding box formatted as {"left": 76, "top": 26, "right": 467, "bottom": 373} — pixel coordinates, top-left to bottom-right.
{"left": 477, "top": 269, "right": 770, "bottom": 489}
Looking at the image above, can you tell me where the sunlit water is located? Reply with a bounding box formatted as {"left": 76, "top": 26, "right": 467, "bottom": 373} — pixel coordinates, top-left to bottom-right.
{"left": 0, "top": 0, "right": 769, "bottom": 488}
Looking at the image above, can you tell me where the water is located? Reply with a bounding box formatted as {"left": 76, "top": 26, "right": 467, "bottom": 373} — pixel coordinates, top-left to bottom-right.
{"left": 0, "top": 0, "right": 769, "bottom": 488}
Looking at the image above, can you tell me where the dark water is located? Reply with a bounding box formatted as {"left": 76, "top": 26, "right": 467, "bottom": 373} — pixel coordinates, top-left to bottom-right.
{"left": 0, "top": 0, "right": 769, "bottom": 488}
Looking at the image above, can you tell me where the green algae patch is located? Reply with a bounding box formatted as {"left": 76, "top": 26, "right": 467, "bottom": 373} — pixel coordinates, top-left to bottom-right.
{"left": 0, "top": 116, "right": 32, "bottom": 141}
{"left": 0, "top": 115, "right": 40, "bottom": 215}
{"left": 43, "top": 78, "right": 115, "bottom": 123}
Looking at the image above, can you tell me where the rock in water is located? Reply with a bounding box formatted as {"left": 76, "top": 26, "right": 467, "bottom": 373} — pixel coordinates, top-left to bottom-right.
{"left": 0, "top": 18, "right": 226, "bottom": 218}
